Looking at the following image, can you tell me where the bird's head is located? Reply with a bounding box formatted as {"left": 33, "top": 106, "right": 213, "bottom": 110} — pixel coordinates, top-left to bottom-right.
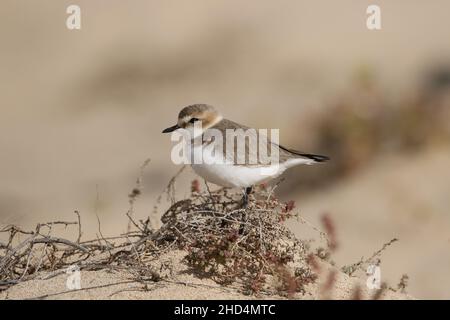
{"left": 162, "top": 104, "right": 222, "bottom": 134}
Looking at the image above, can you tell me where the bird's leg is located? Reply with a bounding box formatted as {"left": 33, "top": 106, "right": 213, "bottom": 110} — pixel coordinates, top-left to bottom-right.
{"left": 239, "top": 186, "right": 253, "bottom": 234}
{"left": 241, "top": 186, "right": 253, "bottom": 208}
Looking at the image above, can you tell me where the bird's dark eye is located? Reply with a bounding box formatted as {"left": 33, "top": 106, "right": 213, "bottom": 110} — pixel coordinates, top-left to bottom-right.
{"left": 189, "top": 118, "right": 199, "bottom": 123}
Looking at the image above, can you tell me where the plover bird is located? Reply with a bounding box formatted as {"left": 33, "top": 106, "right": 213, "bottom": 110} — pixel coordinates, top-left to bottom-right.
{"left": 163, "top": 104, "right": 329, "bottom": 206}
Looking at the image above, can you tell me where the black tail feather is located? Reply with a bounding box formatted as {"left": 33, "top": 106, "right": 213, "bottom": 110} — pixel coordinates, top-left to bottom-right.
{"left": 279, "top": 145, "right": 330, "bottom": 162}
{"left": 298, "top": 153, "right": 330, "bottom": 162}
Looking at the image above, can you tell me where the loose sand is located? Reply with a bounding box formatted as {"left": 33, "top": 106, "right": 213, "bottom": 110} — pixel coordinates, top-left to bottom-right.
{"left": 1, "top": 250, "right": 411, "bottom": 300}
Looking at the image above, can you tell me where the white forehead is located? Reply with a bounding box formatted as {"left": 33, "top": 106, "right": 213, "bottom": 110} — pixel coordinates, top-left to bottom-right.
{"left": 180, "top": 116, "right": 191, "bottom": 123}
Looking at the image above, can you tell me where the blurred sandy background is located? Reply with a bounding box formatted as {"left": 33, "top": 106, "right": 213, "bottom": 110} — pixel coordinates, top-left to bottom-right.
{"left": 1, "top": 0, "right": 449, "bottom": 298}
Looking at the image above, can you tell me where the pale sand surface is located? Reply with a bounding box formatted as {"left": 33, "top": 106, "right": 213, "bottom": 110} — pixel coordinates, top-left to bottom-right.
{"left": 0, "top": 250, "right": 410, "bottom": 300}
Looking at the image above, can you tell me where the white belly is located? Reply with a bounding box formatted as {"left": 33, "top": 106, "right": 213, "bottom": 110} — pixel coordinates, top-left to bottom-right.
{"left": 188, "top": 142, "right": 284, "bottom": 187}
{"left": 191, "top": 162, "right": 285, "bottom": 188}
{"left": 186, "top": 139, "right": 312, "bottom": 188}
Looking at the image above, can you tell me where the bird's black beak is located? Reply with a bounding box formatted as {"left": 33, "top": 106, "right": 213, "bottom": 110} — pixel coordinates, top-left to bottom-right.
{"left": 162, "top": 124, "right": 180, "bottom": 133}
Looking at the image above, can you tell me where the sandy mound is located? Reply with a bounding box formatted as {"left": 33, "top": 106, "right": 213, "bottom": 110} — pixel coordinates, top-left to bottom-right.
{"left": 0, "top": 249, "right": 409, "bottom": 300}
{"left": 1, "top": 181, "right": 411, "bottom": 300}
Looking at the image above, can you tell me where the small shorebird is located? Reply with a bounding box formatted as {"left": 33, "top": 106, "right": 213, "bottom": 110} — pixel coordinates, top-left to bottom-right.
{"left": 163, "top": 104, "right": 329, "bottom": 206}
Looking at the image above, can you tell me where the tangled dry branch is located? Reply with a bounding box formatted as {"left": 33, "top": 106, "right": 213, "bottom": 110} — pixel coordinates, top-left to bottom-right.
{"left": 0, "top": 175, "right": 317, "bottom": 297}
{"left": 157, "top": 184, "right": 317, "bottom": 295}
{"left": 0, "top": 165, "right": 402, "bottom": 299}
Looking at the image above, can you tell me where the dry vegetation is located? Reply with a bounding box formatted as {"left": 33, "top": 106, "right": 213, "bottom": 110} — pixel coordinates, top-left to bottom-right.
{"left": 0, "top": 179, "right": 315, "bottom": 297}
{"left": 160, "top": 182, "right": 316, "bottom": 296}
{"left": 0, "top": 162, "right": 406, "bottom": 299}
